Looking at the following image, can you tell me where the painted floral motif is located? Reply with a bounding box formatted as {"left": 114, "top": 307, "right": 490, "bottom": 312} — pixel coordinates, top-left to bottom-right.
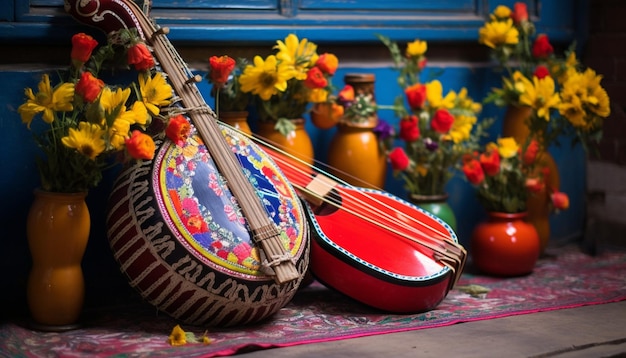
{"left": 159, "top": 125, "right": 303, "bottom": 273}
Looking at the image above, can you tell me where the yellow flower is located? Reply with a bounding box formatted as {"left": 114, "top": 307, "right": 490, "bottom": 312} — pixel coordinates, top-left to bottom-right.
{"left": 406, "top": 40, "right": 427, "bottom": 57}
{"left": 61, "top": 121, "right": 106, "bottom": 160}
{"left": 108, "top": 117, "right": 131, "bottom": 150}
{"left": 478, "top": 19, "right": 519, "bottom": 49}
{"left": 168, "top": 325, "right": 187, "bottom": 346}
{"left": 308, "top": 88, "right": 328, "bottom": 103}
{"left": 274, "top": 34, "right": 318, "bottom": 80}
{"left": 17, "top": 74, "right": 75, "bottom": 127}
{"left": 239, "top": 55, "right": 296, "bottom": 101}
{"left": 497, "top": 137, "right": 519, "bottom": 159}
{"left": 100, "top": 86, "right": 132, "bottom": 124}
{"left": 426, "top": 80, "right": 456, "bottom": 110}
{"left": 139, "top": 72, "right": 173, "bottom": 116}
{"left": 518, "top": 75, "right": 561, "bottom": 121}
{"left": 492, "top": 5, "right": 512, "bottom": 20}
{"left": 559, "top": 68, "right": 610, "bottom": 128}
{"left": 447, "top": 114, "right": 477, "bottom": 144}
{"left": 127, "top": 101, "right": 151, "bottom": 126}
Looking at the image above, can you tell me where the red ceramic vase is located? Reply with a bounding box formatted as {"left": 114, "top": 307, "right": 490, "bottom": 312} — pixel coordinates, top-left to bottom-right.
{"left": 470, "top": 212, "right": 540, "bottom": 277}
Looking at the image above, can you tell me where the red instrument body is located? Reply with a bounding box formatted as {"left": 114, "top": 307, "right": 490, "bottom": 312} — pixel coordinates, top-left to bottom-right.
{"left": 264, "top": 149, "right": 461, "bottom": 313}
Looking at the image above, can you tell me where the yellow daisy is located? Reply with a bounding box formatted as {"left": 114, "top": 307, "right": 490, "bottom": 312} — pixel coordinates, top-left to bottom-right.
{"left": 274, "top": 34, "right": 318, "bottom": 80}
{"left": 478, "top": 19, "right": 519, "bottom": 49}
{"left": 406, "top": 40, "right": 427, "bottom": 57}
{"left": 17, "top": 74, "right": 74, "bottom": 127}
{"left": 518, "top": 76, "right": 561, "bottom": 121}
{"left": 61, "top": 121, "right": 106, "bottom": 160}
{"left": 139, "top": 72, "right": 173, "bottom": 116}
{"left": 239, "top": 55, "right": 296, "bottom": 101}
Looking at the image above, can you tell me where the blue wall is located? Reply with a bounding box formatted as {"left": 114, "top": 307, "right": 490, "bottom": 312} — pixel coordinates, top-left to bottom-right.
{"left": 0, "top": 63, "right": 586, "bottom": 311}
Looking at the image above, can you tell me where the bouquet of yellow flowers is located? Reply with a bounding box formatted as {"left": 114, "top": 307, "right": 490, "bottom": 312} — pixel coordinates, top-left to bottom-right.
{"left": 17, "top": 30, "right": 176, "bottom": 193}
{"left": 462, "top": 137, "right": 569, "bottom": 214}
{"left": 378, "top": 35, "right": 492, "bottom": 197}
{"left": 237, "top": 33, "right": 338, "bottom": 136}
{"left": 479, "top": 2, "right": 611, "bottom": 149}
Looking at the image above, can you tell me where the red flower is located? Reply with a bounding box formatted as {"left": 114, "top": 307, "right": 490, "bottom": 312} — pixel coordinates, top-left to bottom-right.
{"left": 166, "top": 114, "right": 191, "bottom": 147}
{"left": 304, "top": 67, "right": 328, "bottom": 89}
{"left": 405, "top": 83, "right": 427, "bottom": 110}
{"left": 431, "top": 108, "right": 455, "bottom": 134}
{"left": 399, "top": 115, "right": 420, "bottom": 142}
{"left": 523, "top": 139, "right": 540, "bottom": 165}
{"left": 127, "top": 43, "right": 155, "bottom": 71}
{"left": 388, "top": 147, "right": 410, "bottom": 171}
{"left": 479, "top": 148, "right": 501, "bottom": 176}
{"left": 532, "top": 34, "right": 554, "bottom": 59}
{"left": 462, "top": 157, "right": 485, "bottom": 185}
{"left": 75, "top": 71, "right": 104, "bottom": 103}
{"left": 525, "top": 177, "right": 545, "bottom": 193}
{"left": 125, "top": 130, "right": 156, "bottom": 160}
{"left": 418, "top": 58, "right": 428, "bottom": 70}
{"left": 533, "top": 65, "right": 551, "bottom": 80}
{"left": 208, "top": 55, "right": 236, "bottom": 88}
{"left": 511, "top": 2, "right": 528, "bottom": 24}
{"left": 71, "top": 33, "right": 98, "bottom": 66}
{"left": 315, "top": 53, "right": 339, "bottom": 75}
{"left": 551, "top": 191, "right": 570, "bottom": 210}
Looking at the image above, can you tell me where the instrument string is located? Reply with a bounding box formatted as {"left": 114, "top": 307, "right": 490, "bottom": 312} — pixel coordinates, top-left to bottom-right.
{"left": 219, "top": 123, "right": 466, "bottom": 270}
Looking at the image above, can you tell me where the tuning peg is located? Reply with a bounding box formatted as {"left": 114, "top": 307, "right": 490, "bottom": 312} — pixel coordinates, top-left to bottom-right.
{"left": 151, "top": 27, "right": 170, "bottom": 40}
{"left": 185, "top": 74, "right": 203, "bottom": 84}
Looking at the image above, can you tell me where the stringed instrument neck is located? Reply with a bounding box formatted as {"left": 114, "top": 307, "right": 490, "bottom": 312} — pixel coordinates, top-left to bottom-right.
{"left": 67, "top": 0, "right": 299, "bottom": 284}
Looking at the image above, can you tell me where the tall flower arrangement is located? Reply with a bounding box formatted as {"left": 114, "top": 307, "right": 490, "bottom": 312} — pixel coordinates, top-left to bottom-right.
{"left": 462, "top": 137, "right": 569, "bottom": 213}
{"left": 237, "top": 34, "right": 338, "bottom": 136}
{"left": 17, "top": 30, "right": 180, "bottom": 193}
{"left": 479, "top": 2, "right": 611, "bottom": 149}
{"left": 378, "top": 35, "right": 492, "bottom": 196}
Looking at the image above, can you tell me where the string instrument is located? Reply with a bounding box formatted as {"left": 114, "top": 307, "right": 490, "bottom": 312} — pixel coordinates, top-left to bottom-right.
{"left": 258, "top": 144, "right": 466, "bottom": 313}
{"left": 66, "top": 0, "right": 310, "bottom": 326}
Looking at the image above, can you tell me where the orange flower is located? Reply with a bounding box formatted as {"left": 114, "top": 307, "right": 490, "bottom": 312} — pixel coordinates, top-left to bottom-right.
{"left": 208, "top": 55, "right": 236, "bottom": 88}
{"left": 532, "top": 34, "right": 554, "bottom": 59}
{"left": 405, "top": 83, "right": 427, "bottom": 110}
{"left": 127, "top": 43, "right": 155, "bottom": 71}
{"left": 75, "top": 71, "right": 104, "bottom": 103}
{"left": 431, "top": 108, "right": 454, "bottom": 134}
{"left": 166, "top": 114, "right": 191, "bottom": 147}
{"left": 388, "top": 147, "right": 410, "bottom": 171}
{"left": 304, "top": 67, "right": 328, "bottom": 89}
{"left": 338, "top": 85, "right": 355, "bottom": 103}
{"left": 315, "top": 53, "right": 339, "bottom": 75}
{"left": 551, "top": 191, "right": 570, "bottom": 210}
{"left": 479, "top": 147, "right": 501, "bottom": 176}
{"left": 125, "top": 130, "right": 155, "bottom": 160}
{"left": 462, "top": 157, "right": 485, "bottom": 185}
{"left": 399, "top": 115, "right": 420, "bottom": 142}
{"left": 71, "top": 33, "right": 98, "bottom": 66}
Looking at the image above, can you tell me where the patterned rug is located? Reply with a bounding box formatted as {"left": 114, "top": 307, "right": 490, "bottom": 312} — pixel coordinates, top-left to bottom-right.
{"left": 2, "top": 245, "right": 625, "bottom": 358}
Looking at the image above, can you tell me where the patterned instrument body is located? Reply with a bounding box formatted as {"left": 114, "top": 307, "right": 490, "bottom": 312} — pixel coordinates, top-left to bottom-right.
{"left": 67, "top": 0, "right": 309, "bottom": 326}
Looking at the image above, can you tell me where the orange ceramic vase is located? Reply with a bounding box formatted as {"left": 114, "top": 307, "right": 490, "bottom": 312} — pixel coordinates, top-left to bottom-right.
{"left": 218, "top": 111, "right": 252, "bottom": 135}
{"left": 471, "top": 212, "right": 540, "bottom": 276}
{"left": 256, "top": 118, "right": 315, "bottom": 165}
{"left": 327, "top": 120, "right": 387, "bottom": 189}
{"left": 502, "top": 105, "right": 560, "bottom": 253}
{"left": 26, "top": 189, "right": 90, "bottom": 329}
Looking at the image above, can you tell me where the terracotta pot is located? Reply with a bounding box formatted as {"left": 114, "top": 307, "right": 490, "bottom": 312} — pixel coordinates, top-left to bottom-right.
{"left": 26, "top": 189, "right": 90, "bottom": 329}
{"left": 327, "top": 120, "right": 387, "bottom": 189}
{"left": 409, "top": 194, "right": 457, "bottom": 231}
{"left": 256, "top": 118, "right": 314, "bottom": 165}
{"left": 471, "top": 212, "right": 540, "bottom": 276}
{"left": 502, "top": 105, "right": 560, "bottom": 253}
{"left": 219, "top": 111, "right": 252, "bottom": 135}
